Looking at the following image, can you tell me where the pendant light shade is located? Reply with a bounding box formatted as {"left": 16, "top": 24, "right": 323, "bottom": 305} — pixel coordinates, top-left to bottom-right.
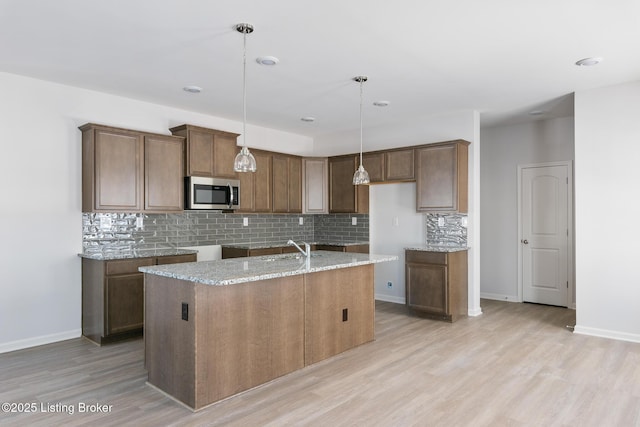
{"left": 233, "top": 23, "right": 257, "bottom": 173}
{"left": 353, "top": 76, "right": 370, "bottom": 185}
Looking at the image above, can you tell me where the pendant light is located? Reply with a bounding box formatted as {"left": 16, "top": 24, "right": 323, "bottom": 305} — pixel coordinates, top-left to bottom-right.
{"left": 233, "top": 23, "right": 257, "bottom": 172}
{"left": 352, "top": 76, "right": 370, "bottom": 185}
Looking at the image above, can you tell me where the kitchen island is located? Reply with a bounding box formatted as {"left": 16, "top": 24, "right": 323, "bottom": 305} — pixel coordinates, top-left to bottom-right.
{"left": 139, "top": 251, "right": 397, "bottom": 410}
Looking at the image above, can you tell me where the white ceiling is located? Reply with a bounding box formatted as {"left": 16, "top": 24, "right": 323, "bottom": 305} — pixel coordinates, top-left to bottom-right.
{"left": 2, "top": 0, "right": 639, "bottom": 150}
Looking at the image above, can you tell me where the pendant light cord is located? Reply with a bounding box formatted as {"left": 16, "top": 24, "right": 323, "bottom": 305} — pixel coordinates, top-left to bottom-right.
{"left": 242, "top": 30, "right": 247, "bottom": 150}
{"left": 359, "top": 79, "right": 363, "bottom": 166}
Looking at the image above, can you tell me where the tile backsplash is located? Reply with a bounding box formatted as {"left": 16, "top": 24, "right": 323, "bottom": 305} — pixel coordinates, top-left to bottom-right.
{"left": 82, "top": 212, "right": 369, "bottom": 254}
{"left": 425, "top": 213, "right": 467, "bottom": 247}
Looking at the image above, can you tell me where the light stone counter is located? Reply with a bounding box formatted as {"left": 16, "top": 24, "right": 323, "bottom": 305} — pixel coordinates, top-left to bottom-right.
{"left": 78, "top": 248, "right": 198, "bottom": 260}
{"left": 139, "top": 250, "right": 397, "bottom": 286}
{"left": 221, "top": 241, "right": 369, "bottom": 250}
{"left": 404, "top": 245, "right": 469, "bottom": 253}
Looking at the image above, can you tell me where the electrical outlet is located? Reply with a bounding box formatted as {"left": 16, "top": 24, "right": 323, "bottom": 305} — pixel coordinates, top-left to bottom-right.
{"left": 352, "top": 217, "right": 357, "bottom": 226}
{"left": 387, "top": 281, "right": 393, "bottom": 288}
{"left": 243, "top": 217, "right": 248, "bottom": 226}
{"left": 136, "top": 215, "right": 144, "bottom": 230}
{"left": 299, "top": 217, "right": 304, "bottom": 225}
{"left": 437, "top": 217, "right": 445, "bottom": 227}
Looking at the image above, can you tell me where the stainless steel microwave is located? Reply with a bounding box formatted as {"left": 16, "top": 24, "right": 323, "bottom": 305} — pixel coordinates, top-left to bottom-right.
{"left": 185, "top": 176, "right": 240, "bottom": 210}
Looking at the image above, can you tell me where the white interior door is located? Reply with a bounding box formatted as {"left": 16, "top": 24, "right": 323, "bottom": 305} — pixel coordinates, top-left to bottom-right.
{"left": 520, "top": 164, "right": 569, "bottom": 307}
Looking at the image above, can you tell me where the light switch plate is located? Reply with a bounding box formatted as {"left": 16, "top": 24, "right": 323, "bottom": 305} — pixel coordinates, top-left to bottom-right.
{"left": 352, "top": 217, "right": 357, "bottom": 226}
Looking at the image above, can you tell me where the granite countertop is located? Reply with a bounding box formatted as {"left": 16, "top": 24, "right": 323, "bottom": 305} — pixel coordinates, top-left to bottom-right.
{"left": 404, "top": 245, "right": 469, "bottom": 253}
{"left": 222, "top": 241, "right": 369, "bottom": 250}
{"left": 78, "top": 248, "right": 199, "bottom": 261}
{"left": 139, "top": 250, "right": 397, "bottom": 286}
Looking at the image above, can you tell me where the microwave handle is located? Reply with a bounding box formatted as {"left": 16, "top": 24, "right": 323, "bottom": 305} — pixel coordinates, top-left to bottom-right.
{"left": 228, "top": 183, "right": 234, "bottom": 209}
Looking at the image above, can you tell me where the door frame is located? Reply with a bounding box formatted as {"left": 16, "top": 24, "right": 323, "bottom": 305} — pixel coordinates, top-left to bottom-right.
{"left": 517, "top": 161, "right": 574, "bottom": 308}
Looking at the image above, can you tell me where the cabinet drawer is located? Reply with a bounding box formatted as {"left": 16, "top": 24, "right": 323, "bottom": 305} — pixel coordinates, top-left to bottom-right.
{"left": 105, "top": 258, "right": 154, "bottom": 275}
{"left": 157, "top": 254, "right": 197, "bottom": 265}
{"left": 405, "top": 250, "right": 447, "bottom": 265}
{"left": 249, "top": 247, "right": 283, "bottom": 256}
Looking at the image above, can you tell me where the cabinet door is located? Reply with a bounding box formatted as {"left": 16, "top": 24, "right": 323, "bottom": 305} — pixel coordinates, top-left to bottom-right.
{"left": 405, "top": 262, "right": 448, "bottom": 315}
{"left": 303, "top": 158, "right": 328, "bottom": 214}
{"left": 145, "top": 135, "right": 184, "bottom": 212}
{"left": 385, "top": 149, "right": 414, "bottom": 181}
{"left": 329, "top": 156, "right": 356, "bottom": 212}
{"left": 304, "top": 265, "right": 374, "bottom": 365}
{"left": 362, "top": 153, "right": 384, "bottom": 183}
{"left": 186, "top": 129, "right": 215, "bottom": 177}
{"left": 272, "top": 155, "right": 289, "bottom": 212}
{"left": 416, "top": 142, "right": 468, "bottom": 213}
{"left": 106, "top": 273, "right": 144, "bottom": 335}
{"left": 288, "top": 156, "right": 302, "bottom": 213}
{"left": 237, "top": 170, "right": 255, "bottom": 212}
{"left": 93, "top": 128, "right": 143, "bottom": 211}
{"left": 253, "top": 151, "right": 273, "bottom": 212}
{"left": 213, "top": 134, "right": 239, "bottom": 179}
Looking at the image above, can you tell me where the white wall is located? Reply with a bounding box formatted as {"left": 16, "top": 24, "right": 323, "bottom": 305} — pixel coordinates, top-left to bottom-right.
{"left": 573, "top": 81, "right": 640, "bottom": 343}
{"left": 0, "top": 72, "right": 313, "bottom": 353}
{"left": 370, "top": 183, "right": 423, "bottom": 303}
{"left": 480, "top": 117, "right": 575, "bottom": 302}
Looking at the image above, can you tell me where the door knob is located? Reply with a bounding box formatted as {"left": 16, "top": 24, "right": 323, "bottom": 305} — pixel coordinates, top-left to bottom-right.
{"left": 521, "top": 239, "right": 529, "bottom": 244}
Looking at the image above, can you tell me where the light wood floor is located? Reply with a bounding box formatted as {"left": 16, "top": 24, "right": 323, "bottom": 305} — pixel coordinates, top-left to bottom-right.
{"left": 1, "top": 300, "right": 639, "bottom": 427}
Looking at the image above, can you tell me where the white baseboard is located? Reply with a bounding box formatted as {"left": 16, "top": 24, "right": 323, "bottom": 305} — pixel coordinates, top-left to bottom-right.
{"left": 573, "top": 325, "right": 640, "bottom": 344}
{"left": 375, "top": 294, "right": 405, "bottom": 305}
{"left": 0, "top": 329, "right": 82, "bottom": 354}
{"left": 480, "top": 292, "right": 520, "bottom": 302}
{"left": 468, "top": 307, "right": 483, "bottom": 317}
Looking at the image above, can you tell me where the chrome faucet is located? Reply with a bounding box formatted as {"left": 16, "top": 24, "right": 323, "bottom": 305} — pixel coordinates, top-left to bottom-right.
{"left": 287, "top": 239, "right": 310, "bottom": 257}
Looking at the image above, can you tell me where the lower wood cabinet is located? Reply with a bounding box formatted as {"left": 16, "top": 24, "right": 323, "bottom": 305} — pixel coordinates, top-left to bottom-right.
{"left": 405, "top": 249, "right": 468, "bottom": 322}
{"left": 222, "top": 246, "right": 294, "bottom": 258}
{"left": 314, "top": 244, "right": 369, "bottom": 254}
{"left": 82, "top": 253, "right": 196, "bottom": 344}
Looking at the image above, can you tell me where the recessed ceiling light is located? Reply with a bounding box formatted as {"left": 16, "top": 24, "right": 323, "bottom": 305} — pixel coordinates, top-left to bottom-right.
{"left": 373, "top": 100, "right": 390, "bottom": 107}
{"left": 301, "top": 117, "right": 315, "bottom": 122}
{"left": 256, "top": 56, "right": 279, "bottom": 66}
{"left": 183, "top": 86, "right": 202, "bottom": 93}
{"left": 575, "top": 57, "right": 603, "bottom": 67}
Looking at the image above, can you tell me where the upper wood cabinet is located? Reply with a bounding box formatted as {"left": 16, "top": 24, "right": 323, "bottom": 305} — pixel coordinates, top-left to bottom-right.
{"left": 302, "top": 158, "right": 328, "bottom": 214}
{"left": 170, "top": 124, "right": 239, "bottom": 179}
{"left": 385, "top": 149, "right": 415, "bottom": 181}
{"left": 144, "top": 135, "right": 184, "bottom": 212}
{"left": 81, "top": 123, "right": 184, "bottom": 213}
{"left": 237, "top": 150, "right": 273, "bottom": 212}
{"left": 362, "top": 149, "right": 414, "bottom": 183}
{"left": 273, "top": 154, "right": 302, "bottom": 213}
{"left": 362, "top": 153, "right": 385, "bottom": 183}
{"left": 415, "top": 140, "right": 469, "bottom": 213}
{"left": 328, "top": 155, "right": 369, "bottom": 213}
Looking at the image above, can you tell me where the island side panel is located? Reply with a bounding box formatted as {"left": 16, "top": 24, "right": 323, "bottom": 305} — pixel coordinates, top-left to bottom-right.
{"left": 145, "top": 274, "right": 197, "bottom": 408}
{"left": 304, "top": 264, "right": 375, "bottom": 366}
{"left": 194, "top": 276, "right": 305, "bottom": 409}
